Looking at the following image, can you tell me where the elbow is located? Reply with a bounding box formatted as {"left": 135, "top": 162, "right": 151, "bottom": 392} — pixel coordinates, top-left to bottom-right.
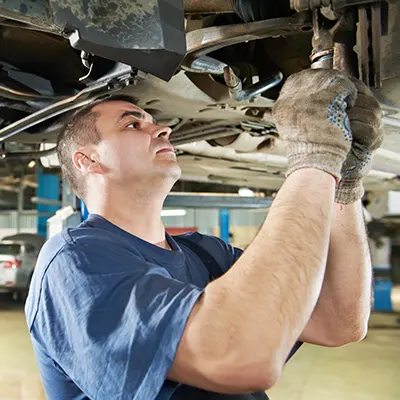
{"left": 323, "top": 325, "right": 368, "bottom": 347}
{"left": 239, "top": 362, "right": 282, "bottom": 393}
{"left": 341, "top": 325, "right": 368, "bottom": 346}
{"left": 210, "top": 355, "right": 283, "bottom": 394}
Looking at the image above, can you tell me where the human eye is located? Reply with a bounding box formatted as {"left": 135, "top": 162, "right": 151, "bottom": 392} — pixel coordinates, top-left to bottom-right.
{"left": 126, "top": 121, "right": 140, "bottom": 129}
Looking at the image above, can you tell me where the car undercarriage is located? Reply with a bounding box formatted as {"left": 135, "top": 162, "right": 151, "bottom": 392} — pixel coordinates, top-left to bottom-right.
{"left": 0, "top": 0, "right": 399, "bottom": 200}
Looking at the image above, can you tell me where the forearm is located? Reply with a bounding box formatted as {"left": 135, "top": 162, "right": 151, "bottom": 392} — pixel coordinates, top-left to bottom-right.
{"left": 180, "top": 169, "right": 335, "bottom": 384}
{"left": 302, "top": 201, "right": 371, "bottom": 345}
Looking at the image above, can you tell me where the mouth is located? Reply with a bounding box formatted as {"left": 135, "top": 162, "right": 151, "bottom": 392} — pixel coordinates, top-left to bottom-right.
{"left": 156, "top": 147, "right": 175, "bottom": 155}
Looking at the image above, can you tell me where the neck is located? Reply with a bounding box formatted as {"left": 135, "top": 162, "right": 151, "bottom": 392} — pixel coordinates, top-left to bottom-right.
{"left": 87, "top": 181, "right": 170, "bottom": 249}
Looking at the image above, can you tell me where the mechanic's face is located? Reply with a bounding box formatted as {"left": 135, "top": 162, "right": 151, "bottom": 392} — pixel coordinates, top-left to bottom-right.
{"left": 92, "top": 101, "right": 181, "bottom": 186}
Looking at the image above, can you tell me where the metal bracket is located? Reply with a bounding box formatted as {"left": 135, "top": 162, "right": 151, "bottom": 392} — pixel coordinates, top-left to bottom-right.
{"left": 358, "top": 3, "right": 382, "bottom": 88}
{"left": 310, "top": 9, "right": 343, "bottom": 69}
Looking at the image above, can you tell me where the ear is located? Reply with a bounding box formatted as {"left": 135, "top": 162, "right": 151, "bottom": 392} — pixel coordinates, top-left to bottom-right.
{"left": 72, "top": 149, "right": 103, "bottom": 175}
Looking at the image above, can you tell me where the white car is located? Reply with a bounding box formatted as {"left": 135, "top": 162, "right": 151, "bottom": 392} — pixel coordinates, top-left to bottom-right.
{"left": 0, "top": 234, "right": 45, "bottom": 301}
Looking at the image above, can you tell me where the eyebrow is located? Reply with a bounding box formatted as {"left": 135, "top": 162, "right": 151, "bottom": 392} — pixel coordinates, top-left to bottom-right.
{"left": 118, "top": 110, "right": 156, "bottom": 125}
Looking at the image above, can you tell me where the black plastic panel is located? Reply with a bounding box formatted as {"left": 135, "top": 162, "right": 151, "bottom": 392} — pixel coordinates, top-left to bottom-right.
{"left": 50, "top": 0, "right": 186, "bottom": 81}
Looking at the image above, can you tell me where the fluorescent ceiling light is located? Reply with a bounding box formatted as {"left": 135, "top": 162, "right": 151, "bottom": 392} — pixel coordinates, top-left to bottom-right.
{"left": 161, "top": 209, "right": 186, "bottom": 217}
{"left": 238, "top": 187, "right": 255, "bottom": 197}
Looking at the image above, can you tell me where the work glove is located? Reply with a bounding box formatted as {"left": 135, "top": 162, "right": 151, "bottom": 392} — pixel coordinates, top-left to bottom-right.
{"left": 335, "top": 78, "right": 384, "bottom": 204}
{"left": 273, "top": 69, "right": 357, "bottom": 182}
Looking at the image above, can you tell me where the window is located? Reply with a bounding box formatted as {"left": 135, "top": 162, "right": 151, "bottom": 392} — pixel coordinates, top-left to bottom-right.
{"left": 0, "top": 244, "right": 21, "bottom": 256}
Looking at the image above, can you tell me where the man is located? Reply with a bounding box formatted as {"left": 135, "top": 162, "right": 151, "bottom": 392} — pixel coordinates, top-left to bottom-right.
{"left": 25, "top": 69, "right": 383, "bottom": 400}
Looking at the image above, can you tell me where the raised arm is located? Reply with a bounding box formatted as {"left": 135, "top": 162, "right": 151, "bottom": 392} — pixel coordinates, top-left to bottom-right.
{"left": 169, "top": 69, "right": 358, "bottom": 394}
{"left": 300, "top": 78, "right": 384, "bottom": 347}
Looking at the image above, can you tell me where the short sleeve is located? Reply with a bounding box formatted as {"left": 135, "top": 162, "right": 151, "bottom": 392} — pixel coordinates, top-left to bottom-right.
{"left": 179, "top": 232, "right": 243, "bottom": 274}
{"left": 31, "top": 244, "right": 204, "bottom": 400}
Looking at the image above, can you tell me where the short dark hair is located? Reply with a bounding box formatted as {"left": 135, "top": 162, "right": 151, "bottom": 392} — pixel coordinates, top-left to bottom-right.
{"left": 57, "top": 94, "right": 139, "bottom": 201}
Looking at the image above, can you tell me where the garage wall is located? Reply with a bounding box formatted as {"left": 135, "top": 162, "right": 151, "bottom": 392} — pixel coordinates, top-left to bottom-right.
{"left": 0, "top": 208, "right": 266, "bottom": 241}
{"left": 163, "top": 209, "right": 265, "bottom": 232}
{"left": 0, "top": 212, "right": 37, "bottom": 239}
{"left": 162, "top": 208, "right": 266, "bottom": 248}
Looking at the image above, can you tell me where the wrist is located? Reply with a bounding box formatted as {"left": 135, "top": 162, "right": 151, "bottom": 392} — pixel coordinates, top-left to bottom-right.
{"left": 286, "top": 142, "right": 347, "bottom": 182}
{"left": 335, "top": 179, "right": 364, "bottom": 205}
{"left": 289, "top": 167, "right": 338, "bottom": 186}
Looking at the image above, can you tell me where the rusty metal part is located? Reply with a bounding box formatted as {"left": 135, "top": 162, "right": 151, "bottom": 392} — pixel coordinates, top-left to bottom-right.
{"left": 371, "top": 2, "right": 382, "bottom": 88}
{"left": 358, "top": 4, "right": 382, "bottom": 88}
{"left": 291, "top": 0, "right": 330, "bottom": 12}
{"left": 358, "top": 6, "right": 370, "bottom": 85}
{"left": 184, "top": 0, "right": 235, "bottom": 14}
{"left": 223, "top": 66, "right": 283, "bottom": 101}
{"left": 333, "top": 42, "right": 356, "bottom": 74}
{"left": 333, "top": 0, "right": 380, "bottom": 9}
{"left": 185, "top": 13, "right": 313, "bottom": 61}
{"left": 223, "top": 66, "right": 242, "bottom": 90}
{"left": 321, "top": 5, "right": 342, "bottom": 20}
{"left": 310, "top": 9, "right": 343, "bottom": 69}
{"left": 291, "top": 0, "right": 379, "bottom": 12}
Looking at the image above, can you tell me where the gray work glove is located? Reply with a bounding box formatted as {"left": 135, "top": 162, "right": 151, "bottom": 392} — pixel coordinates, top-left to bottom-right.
{"left": 335, "top": 78, "right": 384, "bottom": 204}
{"left": 273, "top": 69, "right": 357, "bottom": 181}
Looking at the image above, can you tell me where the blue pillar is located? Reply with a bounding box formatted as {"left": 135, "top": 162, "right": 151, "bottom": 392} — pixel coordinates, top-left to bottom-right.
{"left": 373, "top": 265, "right": 393, "bottom": 313}
{"left": 373, "top": 275, "right": 393, "bottom": 312}
{"left": 371, "top": 237, "right": 393, "bottom": 312}
{"left": 37, "top": 170, "right": 60, "bottom": 238}
{"left": 219, "top": 208, "right": 230, "bottom": 244}
{"left": 80, "top": 200, "right": 89, "bottom": 221}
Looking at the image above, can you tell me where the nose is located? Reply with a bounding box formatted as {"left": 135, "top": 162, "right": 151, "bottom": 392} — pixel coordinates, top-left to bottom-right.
{"left": 152, "top": 125, "right": 172, "bottom": 140}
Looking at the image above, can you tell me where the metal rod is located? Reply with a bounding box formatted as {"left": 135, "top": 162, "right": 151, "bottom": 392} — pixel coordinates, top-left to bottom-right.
{"left": 0, "top": 84, "right": 64, "bottom": 101}
{"left": 291, "top": 0, "right": 379, "bottom": 12}
{"left": 0, "top": 77, "right": 131, "bottom": 142}
{"left": 186, "top": 14, "right": 312, "bottom": 60}
{"left": 181, "top": 56, "right": 228, "bottom": 75}
{"left": 2, "top": 146, "right": 57, "bottom": 160}
{"left": 173, "top": 121, "right": 228, "bottom": 137}
{"left": 164, "top": 192, "right": 273, "bottom": 209}
{"left": 224, "top": 66, "right": 283, "bottom": 101}
{"left": 172, "top": 127, "right": 242, "bottom": 146}
{"left": 0, "top": 63, "right": 134, "bottom": 142}
{"left": 333, "top": 42, "right": 356, "bottom": 75}
{"left": 0, "top": 97, "right": 95, "bottom": 143}
{"left": 31, "top": 197, "right": 62, "bottom": 206}
{"left": 17, "top": 181, "right": 24, "bottom": 233}
{"left": 383, "top": 117, "right": 400, "bottom": 129}
{"left": 371, "top": 2, "right": 382, "bottom": 88}
{"left": 184, "top": 0, "right": 235, "bottom": 14}
{"left": 358, "top": 6, "right": 370, "bottom": 86}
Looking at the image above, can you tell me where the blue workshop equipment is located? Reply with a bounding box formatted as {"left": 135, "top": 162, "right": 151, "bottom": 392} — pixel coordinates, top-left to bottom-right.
{"left": 80, "top": 200, "right": 89, "bottom": 221}
{"left": 373, "top": 267, "right": 393, "bottom": 312}
{"left": 37, "top": 171, "right": 60, "bottom": 238}
{"left": 219, "top": 208, "right": 230, "bottom": 244}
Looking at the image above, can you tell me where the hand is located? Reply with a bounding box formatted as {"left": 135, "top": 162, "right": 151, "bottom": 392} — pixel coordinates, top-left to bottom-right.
{"left": 335, "top": 78, "right": 384, "bottom": 204}
{"left": 273, "top": 69, "right": 357, "bottom": 181}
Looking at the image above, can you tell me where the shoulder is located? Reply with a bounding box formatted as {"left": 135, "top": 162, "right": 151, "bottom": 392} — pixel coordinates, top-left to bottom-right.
{"left": 175, "top": 232, "right": 243, "bottom": 273}
{"left": 26, "top": 226, "right": 151, "bottom": 329}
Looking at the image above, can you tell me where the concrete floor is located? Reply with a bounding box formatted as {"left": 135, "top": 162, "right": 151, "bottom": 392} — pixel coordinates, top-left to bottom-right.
{"left": 0, "top": 290, "right": 399, "bottom": 400}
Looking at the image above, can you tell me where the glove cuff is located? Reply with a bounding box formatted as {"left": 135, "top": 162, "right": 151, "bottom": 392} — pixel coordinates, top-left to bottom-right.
{"left": 286, "top": 142, "right": 346, "bottom": 181}
{"left": 335, "top": 179, "right": 364, "bottom": 204}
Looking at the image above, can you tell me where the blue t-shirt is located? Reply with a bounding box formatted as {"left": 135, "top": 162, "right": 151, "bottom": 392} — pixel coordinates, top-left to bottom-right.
{"left": 25, "top": 214, "right": 296, "bottom": 399}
